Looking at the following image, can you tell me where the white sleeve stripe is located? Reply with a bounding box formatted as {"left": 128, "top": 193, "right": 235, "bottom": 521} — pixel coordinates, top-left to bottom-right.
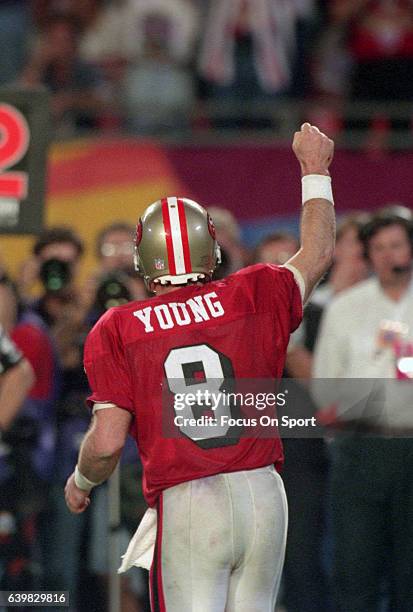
{"left": 92, "top": 402, "right": 118, "bottom": 414}
{"left": 282, "top": 264, "right": 305, "bottom": 302}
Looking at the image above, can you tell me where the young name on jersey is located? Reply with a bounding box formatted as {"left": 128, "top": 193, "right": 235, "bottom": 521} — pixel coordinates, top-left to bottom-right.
{"left": 133, "top": 291, "right": 225, "bottom": 333}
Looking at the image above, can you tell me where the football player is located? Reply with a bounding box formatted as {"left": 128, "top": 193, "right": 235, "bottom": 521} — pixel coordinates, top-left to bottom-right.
{"left": 65, "top": 123, "right": 335, "bottom": 611}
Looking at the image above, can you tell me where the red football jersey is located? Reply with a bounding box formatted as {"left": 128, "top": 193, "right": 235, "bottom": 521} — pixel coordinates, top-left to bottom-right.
{"left": 85, "top": 263, "right": 302, "bottom": 506}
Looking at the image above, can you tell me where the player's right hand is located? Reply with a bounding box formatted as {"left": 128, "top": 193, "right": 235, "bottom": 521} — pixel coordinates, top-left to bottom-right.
{"left": 292, "top": 123, "right": 334, "bottom": 177}
{"left": 64, "top": 472, "right": 91, "bottom": 514}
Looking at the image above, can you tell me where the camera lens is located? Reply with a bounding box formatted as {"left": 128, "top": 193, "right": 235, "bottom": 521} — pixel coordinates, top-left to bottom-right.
{"left": 39, "top": 258, "right": 72, "bottom": 292}
{"left": 95, "top": 272, "right": 132, "bottom": 312}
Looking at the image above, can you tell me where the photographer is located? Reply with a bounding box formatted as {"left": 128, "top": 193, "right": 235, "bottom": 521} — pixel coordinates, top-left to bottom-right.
{"left": 17, "top": 227, "right": 93, "bottom": 602}
{"left": 90, "top": 222, "right": 148, "bottom": 310}
{"left": 19, "top": 226, "right": 85, "bottom": 367}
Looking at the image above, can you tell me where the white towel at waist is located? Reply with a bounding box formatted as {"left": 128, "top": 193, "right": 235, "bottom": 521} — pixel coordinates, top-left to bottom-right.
{"left": 118, "top": 507, "right": 157, "bottom": 572}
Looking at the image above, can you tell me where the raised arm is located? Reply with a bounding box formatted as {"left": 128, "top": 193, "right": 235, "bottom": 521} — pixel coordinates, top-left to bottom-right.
{"left": 286, "top": 123, "right": 336, "bottom": 303}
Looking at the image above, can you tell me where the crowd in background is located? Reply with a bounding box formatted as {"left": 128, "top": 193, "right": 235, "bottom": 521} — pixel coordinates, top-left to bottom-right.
{"left": 1, "top": 201, "right": 413, "bottom": 611}
{"left": 1, "top": 1, "right": 413, "bottom": 138}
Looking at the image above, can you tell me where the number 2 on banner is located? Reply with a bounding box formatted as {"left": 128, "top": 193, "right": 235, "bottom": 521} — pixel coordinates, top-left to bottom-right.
{"left": 0, "top": 103, "right": 30, "bottom": 199}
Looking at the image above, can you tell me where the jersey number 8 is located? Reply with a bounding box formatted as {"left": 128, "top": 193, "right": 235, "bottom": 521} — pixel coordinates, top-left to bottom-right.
{"left": 164, "top": 344, "right": 242, "bottom": 449}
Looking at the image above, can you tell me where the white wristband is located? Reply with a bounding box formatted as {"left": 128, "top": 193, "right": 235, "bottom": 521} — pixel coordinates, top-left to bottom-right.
{"left": 302, "top": 174, "right": 334, "bottom": 206}
{"left": 74, "top": 465, "right": 99, "bottom": 491}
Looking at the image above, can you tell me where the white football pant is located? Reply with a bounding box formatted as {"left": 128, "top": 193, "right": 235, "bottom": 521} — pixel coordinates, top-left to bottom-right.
{"left": 149, "top": 464, "right": 288, "bottom": 612}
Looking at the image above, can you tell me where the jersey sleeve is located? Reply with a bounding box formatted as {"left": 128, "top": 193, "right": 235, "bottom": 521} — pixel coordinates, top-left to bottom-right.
{"left": 84, "top": 311, "right": 134, "bottom": 414}
{"left": 269, "top": 264, "right": 303, "bottom": 333}
{"left": 236, "top": 263, "right": 303, "bottom": 334}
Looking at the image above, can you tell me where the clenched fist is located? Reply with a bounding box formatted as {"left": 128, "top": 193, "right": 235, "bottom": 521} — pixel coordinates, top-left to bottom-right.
{"left": 65, "top": 472, "right": 91, "bottom": 514}
{"left": 293, "top": 123, "right": 334, "bottom": 177}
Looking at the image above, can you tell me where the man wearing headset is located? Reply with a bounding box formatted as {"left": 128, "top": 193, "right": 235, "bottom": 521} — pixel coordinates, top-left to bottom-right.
{"left": 314, "top": 210, "right": 413, "bottom": 612}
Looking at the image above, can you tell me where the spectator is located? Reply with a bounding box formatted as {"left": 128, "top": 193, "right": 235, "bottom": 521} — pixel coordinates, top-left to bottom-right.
{"left": 121, "top": 2, "right": 198, "bottom": 134}
{"left": 80, "top": 0, "right": 199, "bottom": 67}
{"left": 253, "top": 231, "right": 299, "bottom": 265}
{"left": 379, "top": 202, "right": 413, "bottom": 221}
{"left": 96, "top": 221, "right": 137, "bottom": 273}
{"left": 317, "top": 0, "right": 413, "bottom": 102}
{"left": 344, "top": 0, "right": 413, "bottom": 102}
{"left": 312, "top": 212, "right": 370, "bottom": 307}
{"left": 76, "top": 0, "right": 199, "bottom": 133}
{"left": 83, "top": 222, "right": 148, "bottom": 324}
{"left": 20, "top": 226, "right": 86, "bottom": 368}
{"left": 19, "top": 13, "right": 107, "bottom": 136}
{"left": 314, "top": 0, "right": 413, "bottom": 149}
{"left": 206, "top": 206, "right": 249, "bottom": 276}
{"left": 312, "top": 2, "right": 354, "bottom": 99}
{"left": 313, "top": 210, "right": 413, "bottom": 611}
{"left": 78, "top": 0, "right": 199, "bottom": 131}
{"left": 17, "top": 225, "right": 81, "bottom": 300}
{"left": 75, "top": 0, "right": 133, "bottom": 129}
{"left": 198, "top": 0, "right": 315, "bottom": 127}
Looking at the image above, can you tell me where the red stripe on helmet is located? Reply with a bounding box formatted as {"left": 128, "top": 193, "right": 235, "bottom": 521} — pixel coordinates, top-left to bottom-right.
{"left": 135, "top": 219, "right": 143, "bottom": 247}
{"left": 177, "top": 198, "right": 192, "bottom": 273}
{"left": 161, "top": 198, "right": 176, "bottom": 275}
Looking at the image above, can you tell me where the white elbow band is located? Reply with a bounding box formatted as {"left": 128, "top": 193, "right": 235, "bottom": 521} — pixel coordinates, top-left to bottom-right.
{"left": 92, "top": 402, "right": 117, "bottom": 414}
{"left": 74, "top": 465, "right": 99, "bottom": 491}
{"left": 302, "top": 175, "right": 334, "bottom": 206}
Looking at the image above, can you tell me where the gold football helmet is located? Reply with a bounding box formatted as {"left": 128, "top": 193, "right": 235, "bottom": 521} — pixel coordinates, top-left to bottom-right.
{"left": 134, "top": 197, "right": 221, "bottom": 289}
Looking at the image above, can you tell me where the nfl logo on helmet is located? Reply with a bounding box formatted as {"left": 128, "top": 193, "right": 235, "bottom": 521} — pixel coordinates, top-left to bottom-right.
{"left": 154, "top": 258, "right": 165, "bottom": 270}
